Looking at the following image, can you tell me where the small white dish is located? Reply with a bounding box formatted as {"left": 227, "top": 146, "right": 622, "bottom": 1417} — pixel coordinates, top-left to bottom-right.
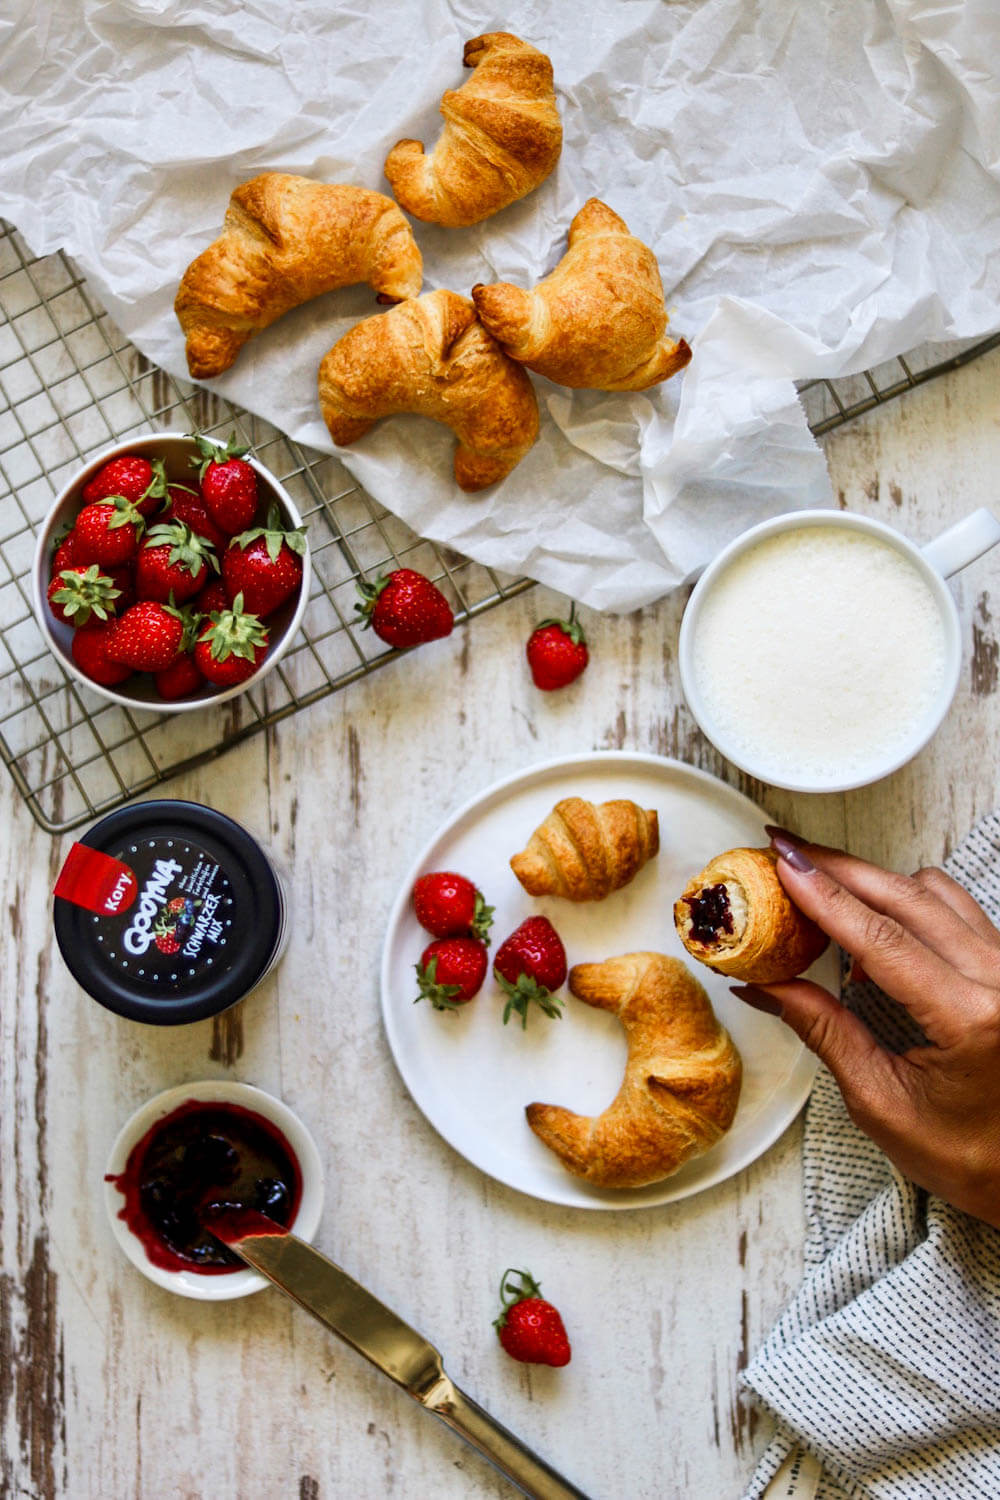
{"left": 104, "top": 1079, "right": 324, "bottom": 1299}
{"left": 32, "top": 430, "right": 311, "bottom": 712}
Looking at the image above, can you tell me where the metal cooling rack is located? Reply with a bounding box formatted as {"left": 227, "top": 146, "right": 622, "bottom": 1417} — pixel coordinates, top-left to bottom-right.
{"left": 2, "top": 219, "right": 999, "bottom": 833}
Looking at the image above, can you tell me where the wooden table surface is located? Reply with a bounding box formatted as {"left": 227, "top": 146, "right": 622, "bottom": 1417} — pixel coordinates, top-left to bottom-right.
{"left": 4, "top": 346, "right": 1000, "bottom": 1500}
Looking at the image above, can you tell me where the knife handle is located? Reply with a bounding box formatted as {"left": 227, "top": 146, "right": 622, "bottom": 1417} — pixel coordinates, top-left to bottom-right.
{"left": 425, "top": 1376, "right": 592, "bottom": 1500}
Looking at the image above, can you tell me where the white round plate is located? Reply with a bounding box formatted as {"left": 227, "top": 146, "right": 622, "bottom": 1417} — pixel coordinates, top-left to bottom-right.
{"left": 381, "top": 752, "right": 833, "bottom": 1210}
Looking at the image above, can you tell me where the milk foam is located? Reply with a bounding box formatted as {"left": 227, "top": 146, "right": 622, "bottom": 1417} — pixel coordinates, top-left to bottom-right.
{"left": 691, "top": 527, "right": 949, "bottom": 783}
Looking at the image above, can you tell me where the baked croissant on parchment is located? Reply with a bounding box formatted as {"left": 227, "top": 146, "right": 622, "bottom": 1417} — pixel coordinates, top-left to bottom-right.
{"left": 674, "top": 847, "right": 829, "bottom": 984}
{"left": 175, "top": 175, "right": 423, "bottom": 379}
{"left": 510, "top": 797, "right": 659, "bottom": 901}
{"left": 317, "top": 289, "right": 539, "bottom": 491}
{"left": 384, "top": 32, "right": 562, "bottom": 227}
{"left": 526, "top": 952, "right": 742, "bottom": 1188}
{"left": 472, "top": 198, "right": 691, "bottom": 391}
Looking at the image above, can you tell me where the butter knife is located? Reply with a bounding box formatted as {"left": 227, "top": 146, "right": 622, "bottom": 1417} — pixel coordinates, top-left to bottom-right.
{"left": 222, "top": 1221, "right": 592, "bottom": 1500}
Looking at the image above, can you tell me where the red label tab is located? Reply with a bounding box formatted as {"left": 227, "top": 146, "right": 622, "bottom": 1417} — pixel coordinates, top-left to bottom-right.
{"left": 54, "top": 844, "right": 138, "bottom": 916}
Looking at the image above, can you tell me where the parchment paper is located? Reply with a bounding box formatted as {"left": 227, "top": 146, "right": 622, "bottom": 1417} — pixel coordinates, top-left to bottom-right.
{"left": 3, "top": 0, "right": 999, "bottom": 611}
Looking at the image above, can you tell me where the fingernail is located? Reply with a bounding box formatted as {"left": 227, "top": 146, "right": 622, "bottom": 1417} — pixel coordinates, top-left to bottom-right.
{"left": 730, "top": 984, "right": 783, "bottom": 1017}
{"left": 771, "top": 833, "right": 816, "bottom": 873}
{"left": 764, "top": 824, "right": 804, "bottom": 843}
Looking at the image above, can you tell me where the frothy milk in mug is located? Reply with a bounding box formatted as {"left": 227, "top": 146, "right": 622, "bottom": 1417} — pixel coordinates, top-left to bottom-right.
{"left": 690, "top": 526, "right": 949, "bottom": 785}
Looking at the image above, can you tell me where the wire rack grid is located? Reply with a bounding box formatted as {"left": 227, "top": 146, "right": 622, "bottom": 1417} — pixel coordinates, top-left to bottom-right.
{"left": 2, "top": 219, "right": 999, "bottom": 834}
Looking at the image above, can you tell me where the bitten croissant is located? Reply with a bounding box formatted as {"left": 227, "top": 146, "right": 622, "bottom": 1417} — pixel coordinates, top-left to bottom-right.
{"left": 175, "top": 175, "right": 423, "bottom": 379}
{"left": 472, "top": 198, "right": 691, "bottom": 391}
{"left": 317, "top": 289, "right": 539, "bottom": 491}
{"left": 384, "top": 32, "right": 562, "bottom": 227}
{"left": 526, "top": 953, "right": 742, "bottom": 1189}
{"left": 510, "top": 797, "right": 659, "bottom": 901}
{"left": 674, "top": 847, "right": 829, "bottom": 984}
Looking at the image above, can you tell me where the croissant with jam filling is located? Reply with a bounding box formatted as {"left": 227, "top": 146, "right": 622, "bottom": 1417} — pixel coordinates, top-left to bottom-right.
{"left": 673, "top": 847, "right": 828, "bottom": 985}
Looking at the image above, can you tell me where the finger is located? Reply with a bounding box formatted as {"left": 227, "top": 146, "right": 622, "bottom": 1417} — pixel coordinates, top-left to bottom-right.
{"left": 730, "top": 980, "right": 903, "bottom": 1126}
{"left": 910, "top": 866, "right": 1000, "bottom": 948}
{"left": 768, "top": 835, "right": 986, "bottom": 1046}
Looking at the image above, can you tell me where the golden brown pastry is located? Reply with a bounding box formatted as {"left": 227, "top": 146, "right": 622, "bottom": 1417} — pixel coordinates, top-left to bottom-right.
{"left": 175, "top": 175, "right": 423, "bottom": 379}
{"left": 471, "top": 197, "right": 691, "bottom": 391}
{"left": 384, "top": 33, "right": 562, "bottom": 227}
{"left": 526, "top": 952, "right": 742, "bottom": 1189}
{"left": 317, "top": 289, "right": 539, "bottom": 491}
{"left": 674, "top": 847, "right": 828, "bottom": 984}
{"left": 510, "top": 797, "right": 659, "bottom": 901}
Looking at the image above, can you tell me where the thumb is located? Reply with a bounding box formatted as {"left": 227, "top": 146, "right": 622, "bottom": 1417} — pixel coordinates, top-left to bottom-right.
{"left": 731, "top": 979, "right": 897, "bottom": 1117}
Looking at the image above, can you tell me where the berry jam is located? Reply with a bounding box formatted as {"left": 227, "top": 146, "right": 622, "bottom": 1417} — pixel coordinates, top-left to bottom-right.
{"left": 683, "top": 883, "right": 734, "bottom": 945}
{"left": 106, "top": 1099, "right": 301, "bottom": 1274}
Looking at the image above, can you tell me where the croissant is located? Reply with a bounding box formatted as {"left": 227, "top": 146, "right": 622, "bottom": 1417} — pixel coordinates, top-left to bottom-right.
{"left": 175, "top": 175, "right": 423, "bottom": 379}
{"left": 526, "top": 953, "right": 742, "bottom": 1189}
{"left": 317, "top": 289, "right": 539, "bottom": 491}
{"left": 674, "top": 847, "right": 829, "bottom": 984}
{"left": 510, "top": 797, "right": 659, "bottom": 901}
{"left": 384, "top": 33, "right": 562, "bottom": 227}
{"left": 471, "top": 198, "right": 691, "bottom": 391}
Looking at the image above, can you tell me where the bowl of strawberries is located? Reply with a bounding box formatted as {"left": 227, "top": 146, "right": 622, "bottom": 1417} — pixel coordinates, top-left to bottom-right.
{"left": 31, "top": 430, "right": 311, "bottom": 710}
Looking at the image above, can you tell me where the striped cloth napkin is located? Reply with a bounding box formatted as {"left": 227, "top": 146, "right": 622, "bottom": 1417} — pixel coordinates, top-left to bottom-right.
{"left": 741, "top": 814, "right": 1000, "bottom": 1500}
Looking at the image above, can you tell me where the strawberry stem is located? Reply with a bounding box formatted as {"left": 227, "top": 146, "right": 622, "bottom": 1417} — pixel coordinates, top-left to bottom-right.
{"left": 495, "top": 970, "right": 564, "bottom": 1028}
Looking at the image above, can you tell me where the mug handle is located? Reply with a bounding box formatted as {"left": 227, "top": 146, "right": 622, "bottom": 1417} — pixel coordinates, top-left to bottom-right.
{"left": 922, "top": 508, "right": 1000, "bottom": 578}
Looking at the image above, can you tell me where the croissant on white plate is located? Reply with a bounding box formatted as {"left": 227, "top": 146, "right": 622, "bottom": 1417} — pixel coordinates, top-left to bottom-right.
{"left": 175, "top": 174, "right": 423, "bottom": 379}
{"left": 510, "top": 797, "right": 659, "bottom": 901}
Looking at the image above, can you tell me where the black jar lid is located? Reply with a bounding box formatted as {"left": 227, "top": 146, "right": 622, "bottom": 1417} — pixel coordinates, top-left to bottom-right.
{"left": 53, "top": 800, "right": 283, "bottom": 1026}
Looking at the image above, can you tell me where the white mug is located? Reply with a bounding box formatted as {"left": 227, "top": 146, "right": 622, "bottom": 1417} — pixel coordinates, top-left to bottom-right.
{"left": 678, "top": 507, "right": 1000, "bottom": 794}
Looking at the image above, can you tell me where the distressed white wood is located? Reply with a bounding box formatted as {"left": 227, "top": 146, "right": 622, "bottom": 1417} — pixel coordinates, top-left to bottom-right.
{"left": 4, "top": 346, "right": 1000, "bottom": 1500}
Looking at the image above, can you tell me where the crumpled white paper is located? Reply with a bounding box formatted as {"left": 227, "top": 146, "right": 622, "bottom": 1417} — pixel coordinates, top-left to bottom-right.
{"left": 3, "top": 0, "right": 1000, "bottom": 611}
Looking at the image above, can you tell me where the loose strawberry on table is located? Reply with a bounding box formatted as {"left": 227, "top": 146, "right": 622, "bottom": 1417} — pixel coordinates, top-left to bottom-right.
{"left": 493, "top": 916, "right": 567, "bottom": 1027}
{"left": 526, "top": 603, "right": 589, "bottom": 691}
{"left": 356, "top": 568, "right": 454, "bottom": 648}
{"left": 47, "top": 564, "right": 122, "bottom": 627}
{"left": 494, "top": 1268, "right": 571, "bottom": 1367}
{"left": 412, "top": 871, "right": 494, "bottom": 941}
{"left": 190, "top": 432, "right": 259, "bottom": 535}
{"left": 106, "top": 600, "right": 185, "bottom": 673}
{"left": 221, "top": 503, "right": 307, "bottom": 617}
{"left": 193, "top": 592, "right": 269, "bottom": 688}
{"left": 136, "top": 521, "right": 217, "bottom": 604}
{"left": 71, "top": 622, "right": 134, "bottom": 688}
{"left": 414, "top": 937, "right": 489, "bottom": 1010}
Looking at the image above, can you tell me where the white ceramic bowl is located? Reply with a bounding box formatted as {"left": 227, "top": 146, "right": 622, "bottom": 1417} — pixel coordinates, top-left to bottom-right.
{"left": 104, "top": 1079, "right": 324, "bottom": 1300}
{"left": 32, "top": 431, "right": 311, "bottom": 711}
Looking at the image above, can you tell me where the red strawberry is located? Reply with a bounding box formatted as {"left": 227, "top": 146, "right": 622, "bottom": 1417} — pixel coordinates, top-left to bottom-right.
{"left": 154, "top": 653, "right": 205, "bottom": 701}
{"left": 190, "top": 432, "right": 259, "bottom": 534}
{"left": 154, "top": 917, "right": 181, "bottom": 955}
{"left": 82, "top": 454, "right": 168, "bottom": 517}
{"left": 412, "top": 871, "right": 493, "bottom": 941}
{"left": 356, "top": 568, "right": 454, "bottom": 649}
{"left": 71, "top": 622, "right": 134, "bottom": 688}
{"left": 51, "top": 528, "right": 81, "bottom": 572}
{"left": 193, "top": 592, "right": 269, "bottom": 687}
{"left": 221, "top": 504, "right": 307, "bottom": 617}
{"left": 493, "top": 916, "right": 567, "bottom": 1027}
{"left": 526, "top": 604, "right": 589, "bottom": 691}
{"left": 136, "top": 521, "right": 217, "bottom": 603}
{"left": 192, "top": 576, "right": 230, "bottom": 615}
{"left": 494, "top": 1269, "right": 571, "bottom": 1367}
{"left": 47, "top": 564, "right": 122, "bottom": 627}
{"left": 415, "top": 937, "right": 489, "bottom": 1010}
{"left": 161, "top": 484, "right": 229, "bottom": 552}
{"left": 106, "top": 600, "right": 185, "bottom": 672}
{"left": 73, "top": 495, "right": 145, "bottom": 567}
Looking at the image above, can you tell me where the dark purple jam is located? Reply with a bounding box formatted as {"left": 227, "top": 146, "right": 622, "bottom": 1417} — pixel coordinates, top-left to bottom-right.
{"left": 106, "top": 1099, "right": 301, "bottom": 1274}
{"left": 684, "top": 883, "right": 734, "bottom": 945}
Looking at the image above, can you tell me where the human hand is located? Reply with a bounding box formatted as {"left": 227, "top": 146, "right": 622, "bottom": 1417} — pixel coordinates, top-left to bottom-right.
{"left": 731, "top": 828, "right": 1000, "bottom": 1230}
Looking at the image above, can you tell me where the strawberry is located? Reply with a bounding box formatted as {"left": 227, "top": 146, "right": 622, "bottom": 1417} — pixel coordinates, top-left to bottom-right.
{"left": 415, "top": 938, "right": 489, "bottom": 1010}
{"left": 136, "top": 521, "right": 217, "bottom": 603}
{"left": 494, "top": 1269, "right": 571, "bottom": 1367}
{"left": 161, "top": 484, "right": 230, "bottom": 552}
{"left": 221, "top": 504, "right": 307, "bottom": 617}
{"left": 106, "top": 600, "right": 185, "bottom": 672}
{"left": 356, "top": 568, "right": 454, "bottom": 648}
{"left": 190, "top": 432, "right": 259, "bottom": 534}
{"left": 71, "top": 622, "right": 134, "bottom": 687}
{"left": 47, "top": 564, "right": 122, "bottom": 627}
{"left": 51, "top": 527, "right": 81, "bottom": 572}
{"left": 192, "top": 576, "right": 230, "bottom": 615}
{"left": 154, "top": 915, "right": 182, "bottom": 955}
{"left": 73, "top": 495, "right": 145, "bottom": 567}
{"left": 526, "top": 604, "right": 589, "bottom": 691}
{"left": 82, "top": 454, "right": 168, "bottom": 517}
{"left": 493, "top": 916, "right": 567, "bottom": 1027}
{"left": 412, "top": 871, "right": 493, "bottom": 941}
{"left": 154, "top": 653, "right": 205, "bottom": 700}
{"left": 193, "top": 592, "right": 269, "bottom": 687}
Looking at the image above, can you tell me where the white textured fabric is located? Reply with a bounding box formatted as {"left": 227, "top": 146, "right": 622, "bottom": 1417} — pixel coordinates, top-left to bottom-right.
{"left": 742, "top": 814, "right": 1000, "bottom": 1500}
